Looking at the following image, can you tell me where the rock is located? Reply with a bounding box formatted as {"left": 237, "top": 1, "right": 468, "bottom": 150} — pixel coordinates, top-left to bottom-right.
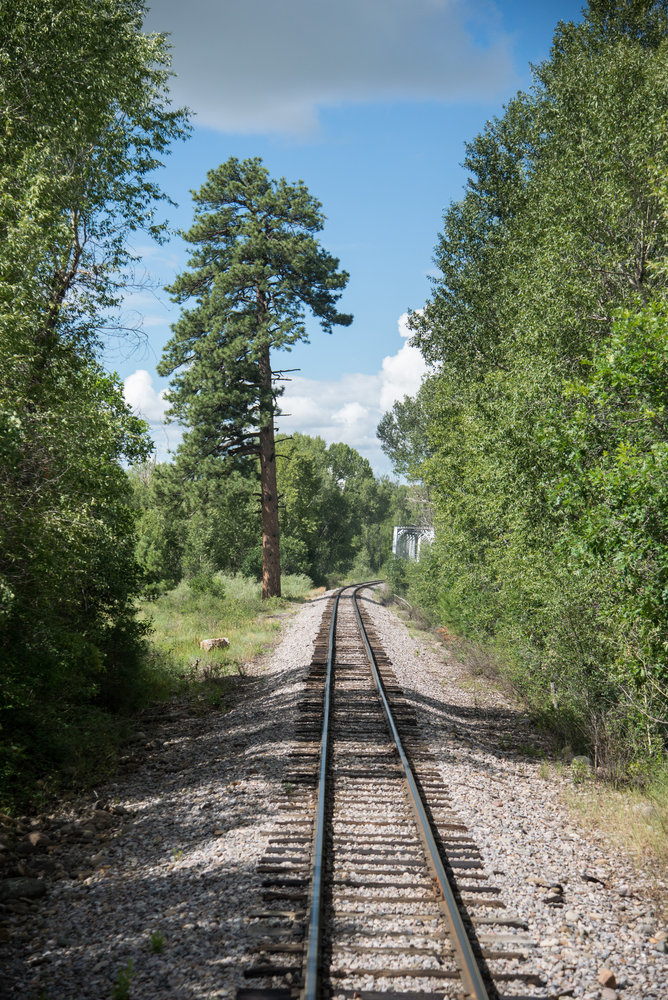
{"left": 15, "top": 841, "right": 38, "bottom": 857}
{"left": 581, "top": 870, "right": 606, "bottom": 887}
{"left": 600, "top": 989, "right": 618, "bottom": 1000}
{"left": 200, "top": 637, "right": 230, "bottom": 652}
{"left": 27, "top": 831, "right": 50, "bottom": 851}
{"left": 32, "top": 857, "right": 58, "bottom": 875}
{"left": 598, "top": 968, "right": 616, "bottom": 988}
{"left": 571, "top": 755, "right": 593, "bottom": 768}
{"left": 89, "top": 810, "right": 114, "bottom": 829}
{"left": 0, "top": 877, "right": 47, "bottom": 901}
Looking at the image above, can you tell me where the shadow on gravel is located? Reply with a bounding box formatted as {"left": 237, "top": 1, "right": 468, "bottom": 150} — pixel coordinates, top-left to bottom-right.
{"left": 0, "top": 663, "right": 311, "bottom": 1000}
{"left": 398, "top": 686, "right": 555, "bottom": 765}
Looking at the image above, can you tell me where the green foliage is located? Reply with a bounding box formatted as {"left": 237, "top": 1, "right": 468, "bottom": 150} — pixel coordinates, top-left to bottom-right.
{"left": 139, "top": 572, "right": 314, "bottom": 696}
{"left": 277, "top": 434, "right": 392, "bottom": 582}
{"left": 149, "top": 930, "right": 166, "bottom": 954}
{"left": 0, "top": 0, "right": 189, "bottom": 808}
{"left": 132, "top": 434, "right": 404, "bottom": 589}
{"left": 111, "top": 960, "right": 134, "bottom": 1000}
{"left": 377, "top": 383, "right": 432, "bottom": 480}
{"left": 399, "top": 0, "right": 668, "bottom": 777}
{"left": 385, "top": 556, "right": 409, "bottom": 598}
{"left": 159, "top": 157, "right": 351, "bottom": 458}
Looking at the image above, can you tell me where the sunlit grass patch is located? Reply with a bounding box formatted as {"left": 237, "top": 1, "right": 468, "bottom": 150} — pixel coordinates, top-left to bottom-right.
{"left": 138, "top": 572, "right": 315, "bottom": 701}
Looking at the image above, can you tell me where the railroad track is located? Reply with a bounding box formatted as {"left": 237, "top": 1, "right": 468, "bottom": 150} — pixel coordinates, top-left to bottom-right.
{"left": 239, "top": 584, "right": 546, "bottom": 1000}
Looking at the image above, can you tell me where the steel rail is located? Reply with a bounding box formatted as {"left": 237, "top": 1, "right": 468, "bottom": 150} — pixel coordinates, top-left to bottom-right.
{"left": 301, "top": 583, "right": 381, "bottom": 1000}
{"left": 351, "top": 584, "right": 491, "bottom": 1000}
{"left": 301, "top": 586, "right": 338, "bottom": 1000}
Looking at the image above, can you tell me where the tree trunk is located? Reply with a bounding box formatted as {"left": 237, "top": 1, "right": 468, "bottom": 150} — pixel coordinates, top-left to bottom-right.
{"left": 259, "top": 344, "right": 281, "bottom": 599}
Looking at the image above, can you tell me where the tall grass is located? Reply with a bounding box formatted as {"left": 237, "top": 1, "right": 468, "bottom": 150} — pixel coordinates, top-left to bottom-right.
{"left": 138, "top": 572, "right": 314, "bottom": 700}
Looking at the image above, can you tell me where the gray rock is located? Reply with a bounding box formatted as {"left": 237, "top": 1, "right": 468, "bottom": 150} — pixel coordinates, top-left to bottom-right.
{"left": 0, "top": 877, "right": 47, "bottom": 901}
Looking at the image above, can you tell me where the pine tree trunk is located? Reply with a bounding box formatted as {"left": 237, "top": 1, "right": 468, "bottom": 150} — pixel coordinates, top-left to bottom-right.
{"left": 259, "top": 345, "right": 281, "bottom": 599}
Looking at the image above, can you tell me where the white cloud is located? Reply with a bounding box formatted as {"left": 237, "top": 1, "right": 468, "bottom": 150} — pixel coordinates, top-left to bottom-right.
{"left": 398, "top": 311, "right": 413, "bottom": 338}
{"left": 144, "top": 0, "right": 514, "bottom": 135}
{"left": 379, "top": 311, "right": 427, "bottom": 412}
{"left": 278, "top": 314, "right": 428, "bottom": 472}
{"left": 124, "top": 369, "right": 169, "bottom": 422}
{"left": 123, "top": 370, "right": 182, "bottom": 460}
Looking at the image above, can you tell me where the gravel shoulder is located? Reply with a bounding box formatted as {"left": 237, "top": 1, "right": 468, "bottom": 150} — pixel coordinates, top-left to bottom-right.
{"left": 1, "top": 587, "right": 665, "bottom": 1000}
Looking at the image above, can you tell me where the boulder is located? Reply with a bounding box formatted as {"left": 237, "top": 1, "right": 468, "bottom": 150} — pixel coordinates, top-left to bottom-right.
{"left": 199, "top": 637, "right": 230, "bottom": 652}
{"left": 27, "top": 831, "right": 50, "bottom": 851}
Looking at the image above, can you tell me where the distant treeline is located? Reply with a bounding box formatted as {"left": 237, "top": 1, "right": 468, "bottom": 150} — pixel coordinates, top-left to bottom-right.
{"left": 131, "top": 433, "right": 410, "bottom": 595}
{"left": 379, "top": 0, "right": 668, "bottom": 777}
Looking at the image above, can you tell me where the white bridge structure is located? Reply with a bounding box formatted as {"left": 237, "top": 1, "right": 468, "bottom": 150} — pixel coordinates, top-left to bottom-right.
{"left": 392, "top": 526, "right": 435, "bottom": 561}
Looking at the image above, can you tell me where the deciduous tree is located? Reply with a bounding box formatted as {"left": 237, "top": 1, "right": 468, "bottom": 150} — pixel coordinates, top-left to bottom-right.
{"left": 0, "top": 0, "right": 188, "bottom": 802}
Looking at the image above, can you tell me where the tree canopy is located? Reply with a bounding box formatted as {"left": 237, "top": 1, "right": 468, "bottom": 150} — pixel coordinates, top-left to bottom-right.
{"left": 385, "top": 0, "right": 668, "bottom": 773}
{"left": 0, "top": 0, "right": 189, "bottom": 803}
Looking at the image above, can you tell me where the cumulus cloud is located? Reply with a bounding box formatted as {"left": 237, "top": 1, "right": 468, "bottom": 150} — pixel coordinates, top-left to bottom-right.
{"left": 278, "top": 314, "right": 428, "bottom": 471}
{"left": 124, "top": 369, "right": 169, "bottom": 422}
{"left": 379, "top": 311, "right": 427, "bottom": 413}
{"left": 144, "top": 0, "right": 514, "bottom": 134}
{"left": 123, "top": 370, "right": 182, "bottom": 460}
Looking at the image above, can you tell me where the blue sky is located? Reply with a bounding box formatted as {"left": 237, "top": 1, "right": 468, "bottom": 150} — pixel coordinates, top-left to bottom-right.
{"left": 118, "top": 0, "right": 585, "bottom": 473}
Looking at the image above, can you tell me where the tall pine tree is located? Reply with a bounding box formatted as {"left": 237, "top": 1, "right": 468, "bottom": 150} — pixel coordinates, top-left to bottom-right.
{"left": 159, "top": 157, "right": 351, "bottom": 597}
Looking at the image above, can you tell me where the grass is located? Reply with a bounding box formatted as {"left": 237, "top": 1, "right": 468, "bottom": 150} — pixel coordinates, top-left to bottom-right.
{"left": 4, "top": 572, "right": 315, "bottom": 814}
{"left": 137, "top": 572, "right": 315, "bottom": 702}
{"left": 566, "top": 766, "right": 668, "bottom": 889}
{"left": 111, "top": 960, "right": 134, "bottom": 1000}
{"left": 149, "top": 929, "right": 165, "bottom": 954}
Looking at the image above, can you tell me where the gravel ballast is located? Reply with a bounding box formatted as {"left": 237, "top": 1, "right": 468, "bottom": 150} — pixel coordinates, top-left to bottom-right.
{"left": 1, "top": 587, "right": 665, "bottom": 999}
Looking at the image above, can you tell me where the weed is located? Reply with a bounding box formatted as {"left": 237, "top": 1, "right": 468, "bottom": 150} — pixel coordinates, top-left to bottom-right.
{"left": 570, "top": 758, "right": 593, "bottom": 785}
{"left": 205, "top": 686, "right": 226, "bottom": 710}
{"left": 283, "top": 781, "right": 295, "bottom": 795}
{"left": 111, "top": 960, "right": 134, "bottom": 1000}
{"left": 172, "top": 848, "right": 183, "bottom": 861}
{"left": 516, "top": 742, "right": 546, "bottom": 759}
{"left": 150, "top": 930, "right": 165, "bottom": 954}
{"left": 137, "top": 572, "right": 312, "bottom": 707}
